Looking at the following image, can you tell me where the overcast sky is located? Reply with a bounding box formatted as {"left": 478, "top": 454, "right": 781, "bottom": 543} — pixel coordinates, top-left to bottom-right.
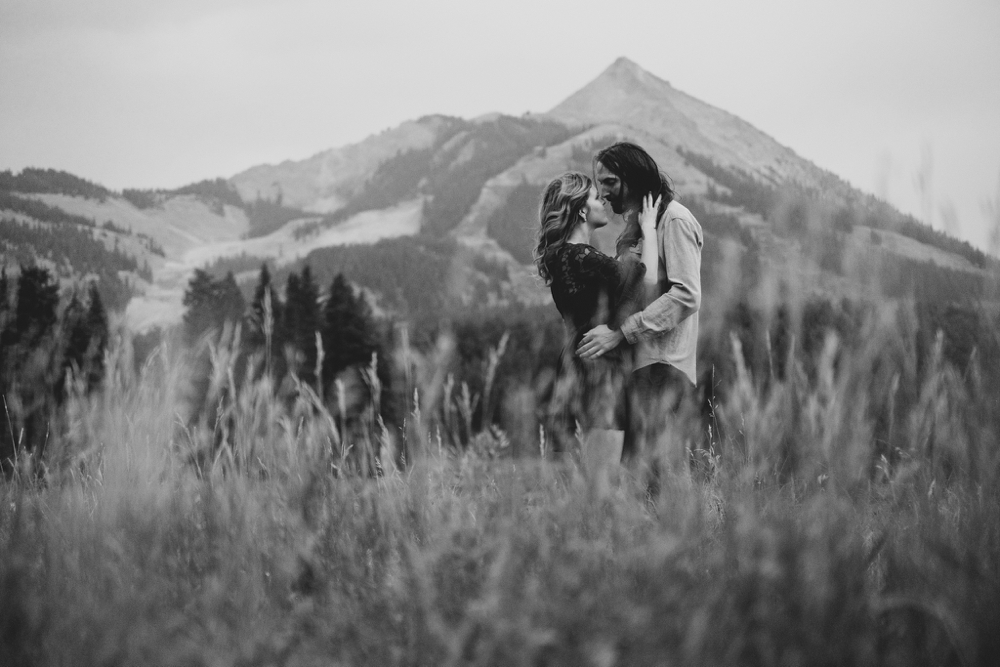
{"left": 2, "top": 0, "right": 999, "bottom": 252}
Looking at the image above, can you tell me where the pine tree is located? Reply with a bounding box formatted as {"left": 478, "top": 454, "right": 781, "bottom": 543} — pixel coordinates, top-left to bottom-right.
{"left": 321, "top": 274, "right": 378, "bottom": 387}
{"left": 216, "top": 272, "right": 246, "bottom": 326}
{"left": 247, "top": 263, "right": 285, "bottom": 377}
{"left": 60, "top": 290, "right": 88, "bottom": 397}
{"left": 182, "top": 270, "right": 245, "bottom": 345}
{"left": 83, "top": 282, "right": 109, "bottom": 391}
{"left": 182, "top": 269, "right": 218, "bottom": 344}
{"left": 0, "top": 267, "right": 10, "bottom": 347}
{"left": 0, "top": 267, "right": 9, "bottom": 322}
{"left": 0, "top": 265, "right": 61, "bottom": 463}
{"left": 249, "top": 264, "right": 281, "bottom": 337}
{"left": 283, "top": 265, "right": 320, "bottom": 386}
{"left": 14, "top": 265, "right": 60, "bottom": 346}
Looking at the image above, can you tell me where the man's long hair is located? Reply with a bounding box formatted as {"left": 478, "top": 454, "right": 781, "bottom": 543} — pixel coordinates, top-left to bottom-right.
{"left": 533, "top": 171, "right": 592, "bottom": 285}
{"left": 594, "top": 142, "right": 674, "bottom": 258}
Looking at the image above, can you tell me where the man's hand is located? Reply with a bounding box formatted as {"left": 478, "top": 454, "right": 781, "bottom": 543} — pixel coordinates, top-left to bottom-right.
{"left": 577, "top": 325, "right": 624, "bottom": 359}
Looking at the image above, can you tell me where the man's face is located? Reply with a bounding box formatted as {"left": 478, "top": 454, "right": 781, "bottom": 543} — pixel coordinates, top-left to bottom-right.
{"left": 594, "top": 162, "right": 627, "bottom": 215}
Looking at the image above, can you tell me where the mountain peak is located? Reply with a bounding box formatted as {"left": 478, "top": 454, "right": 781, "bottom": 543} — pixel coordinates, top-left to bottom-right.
{"left": 609, "top": 55, "right": 639, "bottom": 70}
{"left": 602, "top": 56, "right": 671, "bottom": 88}
{"left": 607, "top": 56, "right": 654, "bottom": 75}
{"left": 547, "top": 57, "right": 673, "bottom": 125}
{"left": 547, "top": 58, "right": 840, "bottom": 196}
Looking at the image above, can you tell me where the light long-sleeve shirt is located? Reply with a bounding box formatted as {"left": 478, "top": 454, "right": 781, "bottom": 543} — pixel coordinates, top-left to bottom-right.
{"left": 619, "top": 199, "right": 703, "bottom": 384}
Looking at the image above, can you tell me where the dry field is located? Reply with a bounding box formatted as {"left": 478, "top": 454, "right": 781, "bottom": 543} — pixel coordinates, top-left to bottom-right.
{"left": 2, "top": 311, "right": 999, "bottom": 667}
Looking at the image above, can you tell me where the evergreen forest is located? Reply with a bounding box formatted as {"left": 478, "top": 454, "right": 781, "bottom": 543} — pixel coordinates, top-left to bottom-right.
{"left": 0, "top": 265, "right": 108, "bottom": 470}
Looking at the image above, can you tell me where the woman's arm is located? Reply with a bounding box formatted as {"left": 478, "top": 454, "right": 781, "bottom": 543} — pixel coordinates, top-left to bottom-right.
{"left": 639, "top": 194, "right": 661, "bottom": 301}
{"left": 576, "top": 204, "right": 659, "bottom": 358}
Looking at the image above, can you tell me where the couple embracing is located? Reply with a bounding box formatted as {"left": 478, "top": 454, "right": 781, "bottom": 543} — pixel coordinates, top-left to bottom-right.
{"left": 536, "top": 142, "right": 703, "bottom": 476}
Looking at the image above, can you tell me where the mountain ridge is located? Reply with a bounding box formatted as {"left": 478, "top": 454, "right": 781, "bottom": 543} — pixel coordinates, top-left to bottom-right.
{"left": 2, "top": 58, "right": 994, "bottom": 331}
{"left": 229, "top": 115, "right": 461, "bottom": 212}
{"left": 547, "top": 57, "right": 846, "bottom": 194}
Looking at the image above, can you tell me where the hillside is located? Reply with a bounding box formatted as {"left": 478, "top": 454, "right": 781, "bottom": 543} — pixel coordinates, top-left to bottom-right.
{"left": 548, "top": 58, "right": 844, "bottom": 193}
{"left": 229, "top": 115, "right": 463, "bottom": 212}
{"left": 2, "top": 59, "right": 994, "bottom": 330}
{"left": 0, "top": 173, "right": 159, "bottom": 310}
{"left": 220, "top": 58, "right": 991, "bottom": 318}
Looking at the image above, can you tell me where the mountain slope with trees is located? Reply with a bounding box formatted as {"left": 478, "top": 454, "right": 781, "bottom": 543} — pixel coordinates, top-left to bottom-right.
{"left": 2, "top": 58, "right": 995, "bottom": 331}
{"left": 222, "top": 57, "right": 993, "bottom": 320}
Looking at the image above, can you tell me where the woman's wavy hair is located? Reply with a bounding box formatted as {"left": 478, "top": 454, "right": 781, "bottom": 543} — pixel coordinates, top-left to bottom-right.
{"left": 593, "top": 142, "right": 674, "bottom": 257}
{"left": 534, "top": 171, "right": 593, "bottom": 284}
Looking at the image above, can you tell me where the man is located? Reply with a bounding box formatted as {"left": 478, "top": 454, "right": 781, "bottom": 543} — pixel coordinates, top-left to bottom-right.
{"left": 577, "top": 142, "right": 703, "bottom": 469}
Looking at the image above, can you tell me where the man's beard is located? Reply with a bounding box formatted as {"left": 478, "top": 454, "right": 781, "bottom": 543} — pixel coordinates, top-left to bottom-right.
{"left": 607, "top": 191, "right": 626, "bottom": 215}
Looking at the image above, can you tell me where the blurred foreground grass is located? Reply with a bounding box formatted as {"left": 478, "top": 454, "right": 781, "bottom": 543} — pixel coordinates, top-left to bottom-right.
{"left": 2, "top": 320, "right": 999, "bottom": 667}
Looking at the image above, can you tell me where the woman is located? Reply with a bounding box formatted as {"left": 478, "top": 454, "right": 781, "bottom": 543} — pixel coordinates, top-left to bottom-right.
{"left": 535, "top": 171, "right": 660, "bottom": 465}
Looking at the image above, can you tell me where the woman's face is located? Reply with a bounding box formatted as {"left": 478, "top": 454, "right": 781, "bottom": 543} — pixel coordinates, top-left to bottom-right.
{"left": 585, "top": 186, "right": 609, "bottom": 228}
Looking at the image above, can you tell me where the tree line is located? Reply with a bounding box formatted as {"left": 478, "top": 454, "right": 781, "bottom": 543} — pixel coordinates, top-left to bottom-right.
{"left": 678, "top": 147, "right": 990, "bottom": 269}
{"left": 123, "top": 178, "right": 310, "bottom": 238}
{"left": 0, "top": 265, "right": 109, "bottom": 472}
{"left": 0, "top": 217, "right": 147, "bottom": 311}
{"left": 0, "top": 168, "right": 112, "bottom": 201}
{"left": 0, "top": 191, "right": 99, "bottom": 228}
{"left": 181, "top": 263, "right": 387, "bottom": 417}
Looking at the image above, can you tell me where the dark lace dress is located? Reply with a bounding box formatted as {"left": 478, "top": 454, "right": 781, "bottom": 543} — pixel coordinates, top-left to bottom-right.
{"left": 543, "top": 243, "right": 646, "bottom": 432}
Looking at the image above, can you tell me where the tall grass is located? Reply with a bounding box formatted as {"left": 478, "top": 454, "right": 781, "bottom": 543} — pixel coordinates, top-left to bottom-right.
{"left": 2, "top": 300, "right": 999, "bottom": 666}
